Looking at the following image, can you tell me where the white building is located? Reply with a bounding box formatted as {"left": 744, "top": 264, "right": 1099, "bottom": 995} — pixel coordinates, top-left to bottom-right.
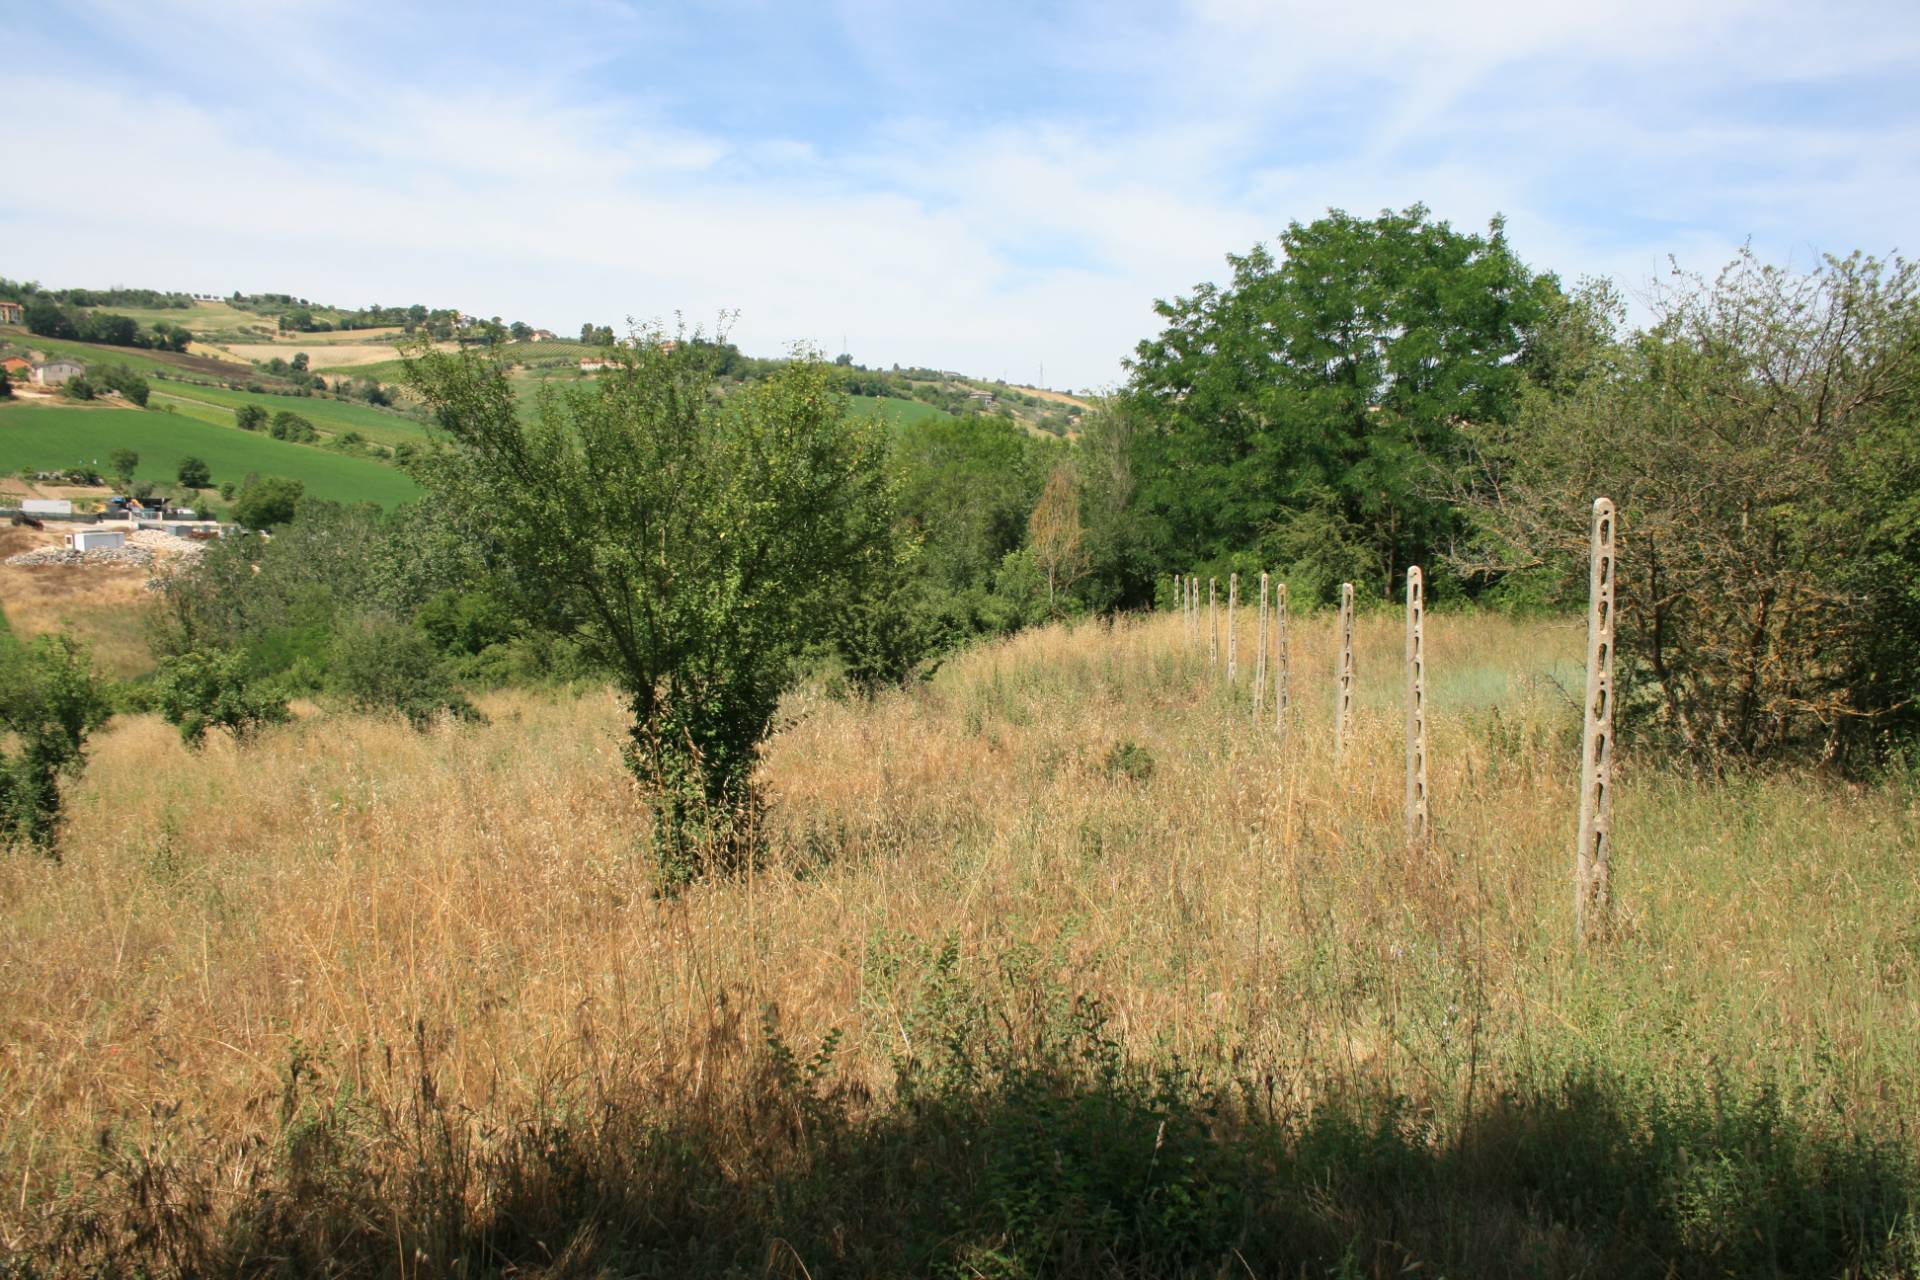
{"left": 31, "top": 358, "right": 85, "bottom": 386}
{"left": 64, "top": 529, "right": 126, "bottom": 552}
{"left": 21, "top": 499, "right": 73, "bottom": 516}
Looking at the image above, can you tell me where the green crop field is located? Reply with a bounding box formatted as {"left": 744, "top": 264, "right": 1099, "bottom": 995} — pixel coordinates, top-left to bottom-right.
{"left": 148, "top": 381, "right": 433, "bottom": 448}
{"left": 846, "top": 395, "right": 954, "bottom": 426}
{"left": 0, "top": 401, "right": 419, "bottom": 506}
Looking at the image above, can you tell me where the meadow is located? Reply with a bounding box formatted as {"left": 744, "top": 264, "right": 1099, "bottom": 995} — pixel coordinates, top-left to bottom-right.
{"left": 2, "top": 608, "right": 1915, "bottom": 1276}
{"left": 148, "top": 380, "right": 434, "bottom": 449}
{"left": 0, "top": 401, "right": 420, "bottom": 507}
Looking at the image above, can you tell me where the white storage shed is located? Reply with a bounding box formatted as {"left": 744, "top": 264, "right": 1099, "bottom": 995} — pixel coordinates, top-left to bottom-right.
{"left": 64, "top": 529, "right": 127, "bottom": 552}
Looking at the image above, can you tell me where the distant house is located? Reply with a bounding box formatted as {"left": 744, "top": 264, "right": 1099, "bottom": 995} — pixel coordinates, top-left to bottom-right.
{"left": 529, "top": 329, "right": 557, "bottom": 342}
{"left": 31, "top": 358, "right": 85, "bottom": 386}
{"left": 579, "top": 356, "right": 613, "bottom": 372}
{"left": 1, "top": 356, "right": 30, "bottom": 376}
{"left": 0, "top": 300, "right": 23, "bottom": 325}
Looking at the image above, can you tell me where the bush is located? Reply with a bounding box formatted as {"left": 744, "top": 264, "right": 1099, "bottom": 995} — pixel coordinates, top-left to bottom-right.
{"left": 153, "top": 649, "right": 291, "bottom": 747}
{"left": 0, "top": 635, "right": 111, "bottom": 856}
{"left": 1466, "top": 253, "right": 1920, "bottom": 768}
{"left": 329, "top": 616, "right": 479, "bottom": 729}
{"left": 235, "top": 404, "right": 267, "bottom": 431}
{"left": 269, "top": 411, "right": 316, "bottom": 443}
{"left": 232, "top": 476, "right": 303, "bottom": 530}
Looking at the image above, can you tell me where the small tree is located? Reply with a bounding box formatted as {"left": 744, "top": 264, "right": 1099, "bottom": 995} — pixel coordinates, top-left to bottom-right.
{"left": 109, "top": 448, "right": 139, "bottom": 487}
{"left": 177, "top": 456, "right": 211, "bottom": 491}
{"left": 0, "top": 636, "right": 111, "bottom": 856}
{"left": 233, "top": 476, "right": 303, "bottom": 529}
{"left": 1027, "top": 464, "right": 1089, "bottom": 615}
{"left": 235, "top": 404, "right": 267, "bottom": 431}
{"left": 154, "top": 649, "right": 290, "bottom": 747}
{"left": 404, "top": 336, "right": 900, "bottom": 881}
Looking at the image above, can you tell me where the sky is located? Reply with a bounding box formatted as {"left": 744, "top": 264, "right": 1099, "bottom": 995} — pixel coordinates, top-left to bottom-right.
{"left": 5, "top": 0, "right": 1918, "bottom": 391}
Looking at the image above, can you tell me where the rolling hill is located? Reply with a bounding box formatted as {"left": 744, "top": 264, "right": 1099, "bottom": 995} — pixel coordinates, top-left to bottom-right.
{"left": 0, "top": 401, "right": 420, "bottom": 507}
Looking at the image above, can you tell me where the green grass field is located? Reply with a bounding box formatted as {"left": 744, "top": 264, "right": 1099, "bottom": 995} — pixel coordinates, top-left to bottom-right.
{"left": 847, "top": 394, "right": 955, "bottom": 426}
{"left": 0, "top": 401, "right": 419, "bottom": 506}
{"left": 148, "top": 381, "right": 433, "bottom": 448}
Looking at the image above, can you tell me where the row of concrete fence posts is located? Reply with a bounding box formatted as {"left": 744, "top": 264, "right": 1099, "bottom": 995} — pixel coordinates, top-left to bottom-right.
{"left": 1405, "top": 566, "right": 1430, "bottom": 850}
{"left": 1254, "top": 572, "right": 1269, "bottom": 714}
{"left": 1272, "top": 582, "right": 1290, "bottom": 740}
{"left": 1333, "top": 581, "right": 1355, "bottom": 764}
{"left": 1168, "top": 495, "right": 1614, "bottom": 937}
{"left": 1576, "top": 498, "right": 1618, "bottom": 942}
{"left": 1226, "top": 573, "right": 1239, "bottom": 683}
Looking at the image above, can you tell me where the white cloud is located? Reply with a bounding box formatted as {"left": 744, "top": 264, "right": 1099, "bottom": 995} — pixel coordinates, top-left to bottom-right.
{"left": 4, "top": 0, "right": 1915, "bottom": 390}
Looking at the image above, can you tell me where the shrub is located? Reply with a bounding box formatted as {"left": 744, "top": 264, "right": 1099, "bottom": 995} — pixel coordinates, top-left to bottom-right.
{"left": 269, "top": 411, "right": 316, "bottom": 443}
{"left": 329, "top": 616, "right": 479, "bottom": 729}
{"left": 0, "top": 635, "right": 111, "bottom": 856}
{"left": 232, "top": 476, "right": 303, "bottom": 530}
{"left": 1466, "top": 253, "right": 1920, "bottom": 768}
{"left": 153, "top": 649, "right": 291, "bottom": 747}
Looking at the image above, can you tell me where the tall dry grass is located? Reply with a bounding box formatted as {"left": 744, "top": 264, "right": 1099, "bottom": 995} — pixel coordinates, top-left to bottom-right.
{"left": 2, "top": 609, "right": 1916, "bottom": 1273}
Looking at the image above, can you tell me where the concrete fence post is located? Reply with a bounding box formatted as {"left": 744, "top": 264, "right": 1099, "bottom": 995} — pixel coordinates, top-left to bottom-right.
{"left": 1576, "top": 498, "right": 1618, "bottom": 942}
{"left": 1273, "top": 582, "right": 1290, "bottom": 741}
{"left": 1334, "top": 582, "right": 1355, "bottom": 763}
{"left": 1209, "top": 578, "right": 1219, "bottom": 669}
{"left": 1255, "top": 572, "right": 1270, "bottom": 713}
{"left": 1227, "top": 573, "right": 1239, "bottom": 684}
{"left": 1405, "top": 566, "right": 1429, "bottom": 850}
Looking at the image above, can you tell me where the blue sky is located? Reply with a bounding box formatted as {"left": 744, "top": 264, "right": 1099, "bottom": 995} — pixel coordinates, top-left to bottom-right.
{"left": 6, "top": 0, "right": 1917, "bottom": 390}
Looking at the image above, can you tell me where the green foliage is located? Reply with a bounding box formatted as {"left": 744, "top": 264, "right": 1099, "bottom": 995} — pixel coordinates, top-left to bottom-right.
{"left": 108, "top": 447, "right": 139, "bottom": 486}
{"left": 1100, "top": 739, "right": 1155, "bottom": 783}
{"left": 269, "top": 410, "right": 317, "bottom": 443}
{"left": 328, "top": 615, "right": 478, "bottom": 729}
{"left": 232, "top": 476, "right": 304, "bottom": 530}
{"left": 153, "top": 649, "right": 290, "bottom": 747}
{"left": 0, "top": 635, "right": 111, "bottom": 856}
{"left": 1126, "top": 204, "right": 1555, "bottom": 604}
{"left": 176, "top": 455, "right": 211, "bottom": 490}
{"left": 1465, "top": 252, "right": 1920, "bottom": 766}
{"left": 234, "top": 403, "right": 267, "bottom": 431}
{"left": 61, "top": 375, "right": 95, "bottom": 402}
{"left": 414, "top": 588, "right": 518, "bottom": 656}
{"left": 93, "top": 362, "right": 150, "bottom": 407}
{"left": 404, "top": 337, "right": 903, "bottom": 879}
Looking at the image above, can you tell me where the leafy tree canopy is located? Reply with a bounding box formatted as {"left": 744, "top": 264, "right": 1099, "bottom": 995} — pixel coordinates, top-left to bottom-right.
{"left": 1125, "top": 204, "right": 1557, "bottom": 601}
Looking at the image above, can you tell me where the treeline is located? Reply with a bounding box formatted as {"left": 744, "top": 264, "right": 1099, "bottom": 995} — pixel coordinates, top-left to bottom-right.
{"left": 0, "top": 279, "right": 192, "bottom": 310}
{"left": 1105, "top": 205, "right": 1920, "bottom": 768}
{"left": 16, "top": 299, "right": 192, "bottom": 352}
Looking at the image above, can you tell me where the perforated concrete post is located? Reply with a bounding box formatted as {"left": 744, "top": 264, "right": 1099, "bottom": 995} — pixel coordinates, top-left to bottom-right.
{"left": 1273, "top": 582, "right": 1290, "bottom": 740}
{"left": 1209, "top": 578, "right": 1219, "bottom": 669}
{"left": 1255, "top": 572, "right": 1270, "bottom": 713}
{"left": 1405, "top": 566, "right": 1429, "bottom": 850}
{"left": 1334, "top": 582, "right": 1355, "bottom": 763}
{"left": 1576, "top": 498, "right": 1618, "bottom": 942}
{"left": 1227, "top": 573, "right": 1238, "bottom": 684}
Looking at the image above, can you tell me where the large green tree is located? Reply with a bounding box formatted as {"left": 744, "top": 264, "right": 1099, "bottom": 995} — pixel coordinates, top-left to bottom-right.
{"left": 1126, "top": 204, "right": 1555, "bottom": 601}
{"left": 404, "top": 338, "right": 901, "bottom": 879}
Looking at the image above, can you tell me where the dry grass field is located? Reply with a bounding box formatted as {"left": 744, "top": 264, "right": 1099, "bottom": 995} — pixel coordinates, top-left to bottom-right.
{"left": 0, "top": 526, "right": 158, "bottom": 678}
{"left": 2, "top": 610, "right": 1917, "bottom": 1275}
